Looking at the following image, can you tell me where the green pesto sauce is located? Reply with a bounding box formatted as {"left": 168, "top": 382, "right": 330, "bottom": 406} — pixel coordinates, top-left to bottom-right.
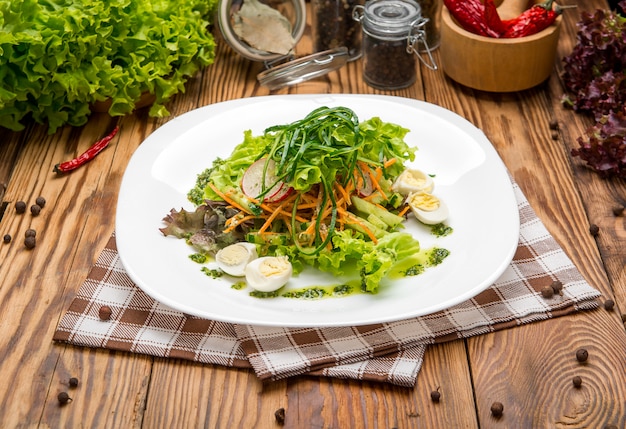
{"left": 388, "top": 246, "right": 450, "bottom": 279}
{"left": 189, "top": 253, "right": 209, "bottom": 264}
{"left": 231, "top": 281, "right": 246, "bottom": 290}
{"left": 282, "top": 283, "right": 358, "bottom": 299}
{"left": 249, "top": 290, "right": 281, "bottom": 298}
{"left": 430, "top": 223, "right": 453, "bottom": 237}
{"left": 249, "top": 282, "right": 361, "bottom": 300}
{"left": 201, "top": 267, "right": 223, "bottom": 278}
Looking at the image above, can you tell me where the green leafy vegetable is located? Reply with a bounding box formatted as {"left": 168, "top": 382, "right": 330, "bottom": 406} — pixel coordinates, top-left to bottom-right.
{"left": 315, "top": 230, "right": 421, "bottom": 293}
{"left": 175, "top": 107, "right": 428, "bottom": 293}
{"left": 0, "top": 0, "right": 217, "bottom": 133}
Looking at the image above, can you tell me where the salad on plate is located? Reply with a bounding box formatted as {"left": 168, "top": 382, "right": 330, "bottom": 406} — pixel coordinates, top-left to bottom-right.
{"left": 160, "top": 106, "right": 451, "bottom": 297}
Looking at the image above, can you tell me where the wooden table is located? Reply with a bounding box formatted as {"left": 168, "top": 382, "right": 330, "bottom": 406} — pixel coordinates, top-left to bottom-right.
{"left": 1, "top": 0, "right": 624, "bottom": 426}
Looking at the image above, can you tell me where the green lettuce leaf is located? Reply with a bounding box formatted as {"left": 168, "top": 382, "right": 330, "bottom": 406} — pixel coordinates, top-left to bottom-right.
{"left": 291, "top": 229, "right": 421, "bottom": 294}
{"left": 0, "top": 0, "right": 217, "bottom": 133}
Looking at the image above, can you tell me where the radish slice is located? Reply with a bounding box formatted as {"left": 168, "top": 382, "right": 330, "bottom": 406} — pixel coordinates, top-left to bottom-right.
{"left": 241, "top": 158, "right": 292, "bottom": 202}
{"left": 267, "top": 181, "right": 293, "bottom": 202}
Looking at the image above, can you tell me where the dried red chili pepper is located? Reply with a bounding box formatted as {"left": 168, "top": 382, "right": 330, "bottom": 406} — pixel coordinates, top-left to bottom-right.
{"left": 444, "top": 0, "right": 502, "bottom": 38}
{"left": 501, "top": 0, "right": 561, "bottom": 38}
{"left": 53, "top": 125, "right": 119, "bottom": 174}
{"left": 484, "top": 0, "right": 507, "bottom": 35}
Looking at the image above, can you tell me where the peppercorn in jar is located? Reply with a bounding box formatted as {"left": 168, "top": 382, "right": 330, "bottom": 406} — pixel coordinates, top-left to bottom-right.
{"left": 354, "top": 0, "right": 436, "bottom": 90}
{"left": 312, "top": 0, "right": 365, "bottom": 60}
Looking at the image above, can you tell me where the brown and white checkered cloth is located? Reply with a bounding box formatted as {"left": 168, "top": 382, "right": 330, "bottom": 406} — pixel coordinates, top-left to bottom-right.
{"left": 53, "top": 182, "right": 601, "bottom": 386}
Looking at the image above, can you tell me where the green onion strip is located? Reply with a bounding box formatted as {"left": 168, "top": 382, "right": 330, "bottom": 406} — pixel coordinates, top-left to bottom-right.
{"left": 264, "top": 106, "right": 362, "bottom": 255}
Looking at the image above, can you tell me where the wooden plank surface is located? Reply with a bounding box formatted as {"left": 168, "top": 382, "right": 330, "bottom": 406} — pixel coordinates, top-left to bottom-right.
{"left": 0, "top": 0, "right": 624, "bottom": 427}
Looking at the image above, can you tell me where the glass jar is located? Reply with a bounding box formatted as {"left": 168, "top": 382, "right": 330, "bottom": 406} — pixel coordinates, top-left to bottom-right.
{"left": 353, "top": 0, "right": 436, "bottom": 90}
{"left": 218, "top": 0, "right": 307, "bottom": 62}
{"left": 217, "top": 0, "right": 350, "bottom": 90}
{"left": 312, "top": 0, "right": 365, "bottom": 60}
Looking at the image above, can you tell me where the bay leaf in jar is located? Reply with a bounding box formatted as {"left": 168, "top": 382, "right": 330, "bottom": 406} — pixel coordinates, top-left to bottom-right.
{"left": 232, "top": 0, "right": 296, "bottom": 55}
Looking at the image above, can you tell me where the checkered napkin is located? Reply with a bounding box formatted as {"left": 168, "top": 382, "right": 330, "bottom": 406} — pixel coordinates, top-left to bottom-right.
{"left": 53, "top": 182, "right": 601, "bottom": 386}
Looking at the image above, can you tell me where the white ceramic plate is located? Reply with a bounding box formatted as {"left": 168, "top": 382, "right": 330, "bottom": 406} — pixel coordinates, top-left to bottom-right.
{"left": 116, "top": 94, "right": 519, "bottom": 327}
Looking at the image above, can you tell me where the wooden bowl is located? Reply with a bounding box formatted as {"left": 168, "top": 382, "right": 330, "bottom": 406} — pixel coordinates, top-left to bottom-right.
{"left": 439, "top": 6, "right": 561, "bottom": 92}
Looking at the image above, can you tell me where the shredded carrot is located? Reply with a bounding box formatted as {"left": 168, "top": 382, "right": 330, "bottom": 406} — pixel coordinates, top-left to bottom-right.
{"left": 260, "top": 204, "right": 292, "bottom": 217}
{"left": 208, "top": 183, "right": 252, "bottom": 214}
{"left": 225, "top": 212, "right": 244, "bottom": 227}
{"left": 363, "top": 191, "right": 381, "bottom": 202}
{"left": 343, "top": 178, "right": 355, "bottom": 196}
{"left": 398, "top": 204, "right": 411, "bottom": 217}
{"left": 295, "top": 202, "right": 319, "bottom": 210}
{"left": 258, "top": 201, "right": 289, "bottom": 233}
{"left": 224, "top": 213, "right": 258, "bottom": 233}
{"left": 373, "top": 166, "right": 383, "bottom": 181}
{"left": 304, "top": 219, "right": 317, "bottom": 235}
{"left": 334, "top": 181, "right": 350, "bottom": 203}
{"left": 384, "top": 158, "right": 397, "bottom": 168}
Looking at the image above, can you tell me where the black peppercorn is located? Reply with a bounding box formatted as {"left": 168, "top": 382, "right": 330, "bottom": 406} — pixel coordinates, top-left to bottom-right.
{"left": 589, "top": 224, "right": 599, "bottom": 236}
{"left": 549, "top": 120, "right": 559, "bottom": 130}
{"left": 551, "top": 131, "right": 559, "bottom": 140}
{"left": 612, "top": 205, "right": 624, "bottom": 217}
{"left": 274, "top": 407, "right": 285, "bottom": 425}
{"left": 541, "top": 286, "right": 554, "bottom": 299}
{"left": 24, "top": 236, "right": 36, "bottom": 249}
{"left": 3, "top": 234, "right": 10, "bottom": 244}
{"left": 99, "top": 305, "right": 113, "bottom": 320}
{"left": 25, "top": 229, "right": 36, "bottom": 238}
{"left": 69, "top": 377, "right": 79, "bottom": 388}
{"left": 430, "top": 390, "right": 441, "bottom": 402}
{"left": 30, "top": 204, "right": 41, "bottom": 216}
{"left": 604, "top": 299, "right": 615, "bottom": 311}
{"left": 35, "top": 196, "right": 46, "bottom": 208}
{"left": 15, "top": 201, "right": 26, "bottom": 213}
{"left": 551, "top": 280, "right": 563, "bottom": 294}
{"left": 576, "top": 348, "right": 588, "bottom": 363}
{"left": 57, "top": 392, "right": 72, "bottom": 405}
{"left": 490, "top": 401, "right": 504, "bottom": 417}
{"left": 621, "top": 313, "right": 626, "bottom": 323}
{"left": 572, "top": 376, "right": 582, "bottom": 388}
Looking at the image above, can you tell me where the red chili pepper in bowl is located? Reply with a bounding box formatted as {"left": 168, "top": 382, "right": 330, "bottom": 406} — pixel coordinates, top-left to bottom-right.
{"left": 443, "top": 0, "right": 503, "bottom": 38}
{"left": 484, "top": 0, "right": 508, "bottom": 35}
{"left": 53, "top": 125, "right": 120, "bottom": 174}
{"left": 501, "top": 0, "right": 563, "bottom": 38}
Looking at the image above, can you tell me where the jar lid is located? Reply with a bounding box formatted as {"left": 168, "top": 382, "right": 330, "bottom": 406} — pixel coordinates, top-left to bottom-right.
{"left": 218, "top": 0, "right": 307, "bottom": 62}
{"left": 361, "top": 0, "right": 422, "bottom": 37}
{"left": 257, "top": 47, "right": 350, "bottom": 90}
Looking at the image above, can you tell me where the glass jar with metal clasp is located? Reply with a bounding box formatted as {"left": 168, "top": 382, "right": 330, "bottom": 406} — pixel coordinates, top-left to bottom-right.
{"left": 353, "top": 0, "right": 437, "bottom": 90}
{"left": 217, "top": 0, "right": 350, "bottom": 90}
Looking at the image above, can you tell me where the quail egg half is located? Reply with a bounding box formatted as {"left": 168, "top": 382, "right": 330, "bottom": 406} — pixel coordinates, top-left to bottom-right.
{"left": 215, "top": 242, "right": 258, "bottom": 277}
{"left": 245, "top": 256, "right": 293, "bottom": 292}
{"left": 407, "top": 191, "right": 449, "bottom": 225}
{"left": 392, "top": 168, "right": 434, "bottom": 195}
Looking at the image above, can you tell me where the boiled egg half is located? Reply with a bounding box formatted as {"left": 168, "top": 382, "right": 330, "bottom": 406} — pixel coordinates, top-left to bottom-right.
{"left": 407, "top": 191, "right": 449, "bottom": 225}
{"left": 392, "top": 168, "right": 434, "bottom": 196}
{"left": 245, "top": 256, "right": 293, "bottom": 292}
{"left": 215, "top": 242, "right": 258, "bottom": 277}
